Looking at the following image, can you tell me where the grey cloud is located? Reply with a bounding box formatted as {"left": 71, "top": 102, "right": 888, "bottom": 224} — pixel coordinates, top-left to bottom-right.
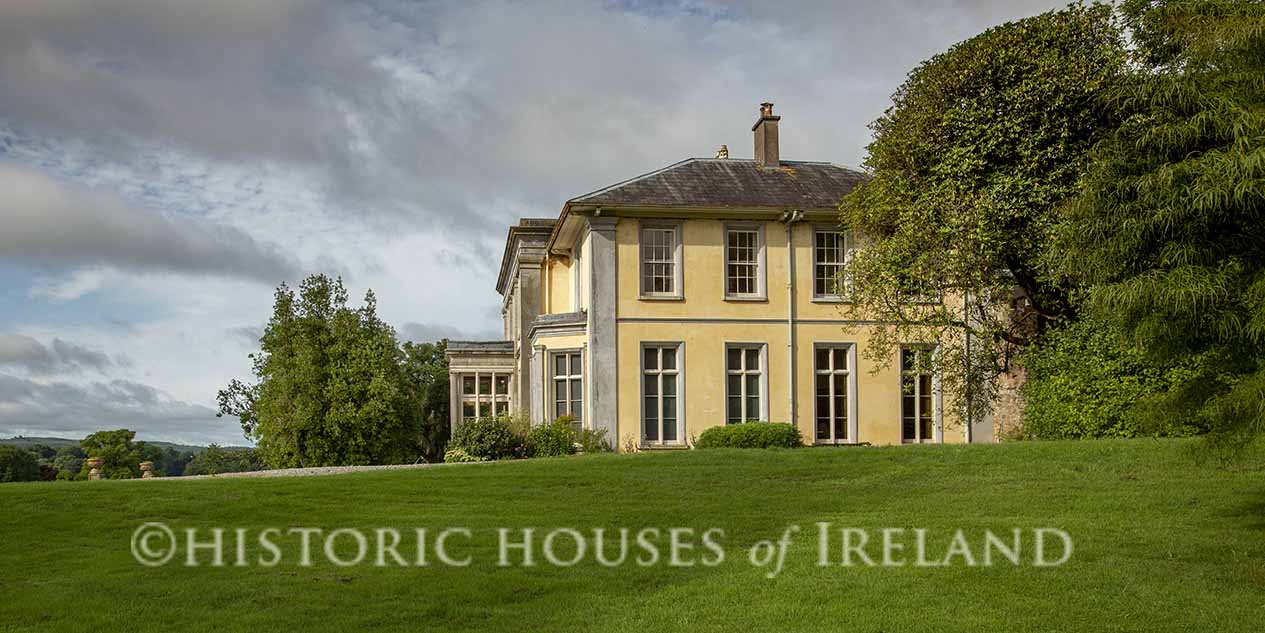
{"left": 0, "top": 373, "right": 236, "bottom": 446}
{"left": 227, "top": 326, "right": 264, "bottom": 347}
{"left": 399, "top": 322, "right": 501, "bottom": 344}
{"left": 0, "top": 334, "right": 113, "bottom": 374}
{"left": 0, "top": 0, "right": 1068, "bottom": 244}
{"left": 0, "top": 163, "right": 300, "bottom": 282}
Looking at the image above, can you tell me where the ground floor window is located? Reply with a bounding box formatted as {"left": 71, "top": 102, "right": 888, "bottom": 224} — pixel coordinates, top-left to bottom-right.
{"left": 814, "top": 345, "right": 850, "bottom": 443}
{"left": 900, "top": 346, "right": 936, "bottom": 443}
{"left": 643, "top": 344, "right": 681, "bottom": 445}
{"left": 725, "top": 344, "right": 764, "bottom": 423}
{"left": 460, "top": 371, "right": 510, "bottom": 421}
{"left": 551, "top": 351, "right": 582, "bottom": 423}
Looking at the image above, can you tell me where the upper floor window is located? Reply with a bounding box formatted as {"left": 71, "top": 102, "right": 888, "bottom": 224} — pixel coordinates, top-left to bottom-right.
{"left": 725, "top": 344, "right": 766, "bottom": 423}
{"left": 551, "top": 350, "right": 583, "bottom": 423}
{"left": 640, "top": 223, "right": 682, "bottom": 299}
{"left": 460, "top": 372, "right": 511, "bottom": 421}
{"left": 814, "top": 229, "right": 851, "bottom": 299}
{"left": 725, "top": 224, "right": 765, "bottom": 300}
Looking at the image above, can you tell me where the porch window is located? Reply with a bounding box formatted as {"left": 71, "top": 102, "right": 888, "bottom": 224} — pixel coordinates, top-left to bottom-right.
{"left": 460, "top": 371, "right": 511, "bottom": 421}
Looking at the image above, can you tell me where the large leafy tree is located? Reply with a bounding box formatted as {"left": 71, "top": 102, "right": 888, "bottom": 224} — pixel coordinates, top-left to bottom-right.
{"left": 401, "top": 339, "right": 451, "bottom": 463}
{"left": 218, "top": 274, "right": 422, "bottom": 467}
{"left": 839, "top": 3, "right": 1128, "bottom": 420}
{"left": 1056, "top": 0, "right": 1265, "bottom": 447}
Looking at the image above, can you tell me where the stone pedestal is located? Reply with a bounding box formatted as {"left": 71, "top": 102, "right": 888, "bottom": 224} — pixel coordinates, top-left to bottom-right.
{"left": 140, "top": 461, "right": 156, "bottom": 478}
{"left": 86, "top": 457, "right": 103, "bottom": 481}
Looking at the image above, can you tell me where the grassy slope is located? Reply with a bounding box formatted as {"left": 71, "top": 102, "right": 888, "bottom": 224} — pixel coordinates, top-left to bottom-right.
{"left": 1, "top": 439, "right": 1263, "bottom": 632}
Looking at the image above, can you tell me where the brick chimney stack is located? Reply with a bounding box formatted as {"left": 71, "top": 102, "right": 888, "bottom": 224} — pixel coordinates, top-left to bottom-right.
{"left": 752, "top": 102, "right": 780, "bottom": 168}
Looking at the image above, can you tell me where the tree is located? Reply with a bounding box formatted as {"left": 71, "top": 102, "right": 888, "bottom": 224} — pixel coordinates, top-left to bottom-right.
{"left": 156, "top": 447, "right": 194, "bottom": 477}
{"left": 0, "top": 446, "right": 41, "bottom": 483}
{"left": 1055, "top": 0, "right": 1265, "bottom": 447}
{"left": 78, "top": 429, "right": 161, "bottom": 479}
{"left": 218, "top": 274, "right": 422, "bottom": 468}
{"left": 838, "top": 3, "right": 1128, "bottom": 420}
{"left": 52, "top": 447, "right": 84, "bottom": 482}
{"left": 184, "top": 445, "right": 261, "bottom": 476}
{"left": 401, "top": 339, "right": 451, "bottom": 462}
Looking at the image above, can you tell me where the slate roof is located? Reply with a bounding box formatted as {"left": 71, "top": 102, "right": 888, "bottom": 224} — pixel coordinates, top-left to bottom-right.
{"left": 568, "top": 158, "right": 868, "bottom": 210}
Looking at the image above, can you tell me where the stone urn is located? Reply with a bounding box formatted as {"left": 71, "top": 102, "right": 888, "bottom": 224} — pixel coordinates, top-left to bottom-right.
{"left": 140, "top": 461, "right": 156, "bottom": 479}
{"left": 86, "top": 457, "right": 104, "bottom": 481}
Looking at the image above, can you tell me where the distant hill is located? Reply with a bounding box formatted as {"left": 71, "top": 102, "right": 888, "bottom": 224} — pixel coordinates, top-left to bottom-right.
{"left": 0, "top": 436, "right": 251, "bottom": 454}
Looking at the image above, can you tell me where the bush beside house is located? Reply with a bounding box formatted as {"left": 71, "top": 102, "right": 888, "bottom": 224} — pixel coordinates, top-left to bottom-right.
{"left": 695, "top": 422, "right": 802, "bottom": 449}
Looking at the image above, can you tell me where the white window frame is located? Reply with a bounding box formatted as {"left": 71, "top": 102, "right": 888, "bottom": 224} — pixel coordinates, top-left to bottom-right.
{"left": 639, "top": 221, "right": 684, "bottom": 300}
{"left": 459, "top": 371, "right": 512, "bottom": 422}
{"left": 813, "top": 343, "right": 859, "bottom": 444}
{"left": 724, "top": 343, "right": 769, "bottom": 424}
{"left": 813, "top": 227, "right": 852, "bottom": 301}
{"left": 723, "top": 223, "right": 767, "bottom": 301}
{"left": 640, "top": 342, "right": 685, "bottom": 446}
{"left": 550, "top": 349, "right": 584, "bottom": 424}
{"left": 899, "top": 345, "right": 943, "bottom": 443}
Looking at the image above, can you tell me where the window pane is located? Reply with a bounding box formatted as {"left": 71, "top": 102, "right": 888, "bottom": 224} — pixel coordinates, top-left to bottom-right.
{"left": 661, "top": 348, "right": 676, "bottom": 370}
{"left": 727, "top": 348, "right": 741, "bottom": 371}
{"left": 479, "top": 402, "right": 491, "bottom": 418}
{"left": 570, "top": 378, "right": 581, "bottom": 401}
{"left": 727, "top": 373, "right": 741, "bottom": 400}
{"left": 816, "top": 348, "right": 831, "bottom": 371}
{"left": 662, "top": 410, "right": 677, "bottom": 441}
{"left": 462, "top": 402, "right": 476, "bottom": 419}
{"left": 816, "top": 398, "right": 830, "bottom": 439}
{"left": 834, "top": 348, "right": 848, "bottom": 370}
{"left": 571, "top": 399, "right": 582, "bottom": 421}
{"left": 494, "top": 374, "right": 509, "bottom": 395}
{"left": 570, "top": 353, "right": 581, "bottom": 375}
{"left": 555, "top": 355, "right": 567, "bottom": 376}
{"left": 727, "top": 397, "right": 742, "bottom": 424}
{"left": 643, "top": 398, "right": 659, "bottom": 441}
{"left": 479, "top": 375, "right": 492, "bottom": 394}
{"left": 662, "top": 375, "right": 676, "bottom": 397}
{"left": 747, "top": 395, "right": 759, "bottom": 421}
{"left": 555, "top": 401, "right": 567, "bottom": 419}
{"left": 644, "top": 347, "right": 658, "bottom": 371}
{"left": 462, "top": 375, "right": 476, "bottom": 395}
{"left": 745, "top": 348, "right": 760, "bottom": 370}
{"left": 644, "top": 374, "right": 658, "bottom": 396}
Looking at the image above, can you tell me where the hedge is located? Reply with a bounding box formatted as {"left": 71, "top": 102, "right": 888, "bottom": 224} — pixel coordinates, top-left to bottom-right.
{"left": 694, "top": 422, "right": 803, "bottom": 449}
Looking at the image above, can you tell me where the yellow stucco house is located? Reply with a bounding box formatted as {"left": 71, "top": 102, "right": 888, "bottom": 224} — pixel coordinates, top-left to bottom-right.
{"left": 447, "top": 103, "right": 987, "bottom": 450}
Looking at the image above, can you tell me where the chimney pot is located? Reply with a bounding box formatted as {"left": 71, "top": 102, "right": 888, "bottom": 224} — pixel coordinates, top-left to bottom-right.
{"left": 752, "top": 102, "right": 781, "bottom": 168}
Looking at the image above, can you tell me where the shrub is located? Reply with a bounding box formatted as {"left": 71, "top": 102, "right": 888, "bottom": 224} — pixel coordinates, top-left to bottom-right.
{"left": 442, "top": 447, "right": 484, "bottom": 463}
{"left": 574, "top": 428, "right": 611, "bottom": 454}
{"left": 0, "top": 446, "right": 41, "bottom": 483}
{"left": 694, "top": 422, "right": 803, "bottom": 449}
{"left": 448, "top": 414, "right": 520, "bottom": 461}
{"left": 1019, "top": 317, "right": 1214, "bottom": 439}
{"left": 527, "top": 419, "right": 577, "bottom": 458}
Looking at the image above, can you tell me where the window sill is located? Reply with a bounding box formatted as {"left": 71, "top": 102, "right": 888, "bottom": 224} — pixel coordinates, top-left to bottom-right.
{"left": 639, "top": 443, "right": 690, "bottom": 450}
{"left": 639, "top": 295, "right": 684, "bottom": 302}
{"left": 723, "top": 295, "right": 768, "bottom": 303}
{"left": 811, "top": 296, "right": 851, "bottom": 304}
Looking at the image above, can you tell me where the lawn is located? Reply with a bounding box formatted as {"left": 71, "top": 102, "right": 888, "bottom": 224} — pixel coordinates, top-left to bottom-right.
{"left": 1, "top": 439, "right": 1263, "bottom": 632}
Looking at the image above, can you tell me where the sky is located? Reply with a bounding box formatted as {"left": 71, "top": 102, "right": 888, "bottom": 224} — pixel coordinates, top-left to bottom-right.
{"left": 0, "top": 0, "right": 1066, "bottom": 446}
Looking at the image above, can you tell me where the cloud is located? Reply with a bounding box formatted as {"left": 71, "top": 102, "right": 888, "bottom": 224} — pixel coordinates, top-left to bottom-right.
{"left": 399, "top": 321, "right": 501, "bottom": 344}
{"left": 0, "top": 334, "right": 113, "bottom": 374}
{"left": 0, "top": 163, "right": 300, "bottom": 284}
{"left": 0, "top": 372, "right": 233, "bottom": 445}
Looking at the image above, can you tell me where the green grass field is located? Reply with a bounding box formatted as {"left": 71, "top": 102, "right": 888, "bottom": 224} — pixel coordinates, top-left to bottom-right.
{"left": 2, "top": 439, "right": 1263, "bottom": 632}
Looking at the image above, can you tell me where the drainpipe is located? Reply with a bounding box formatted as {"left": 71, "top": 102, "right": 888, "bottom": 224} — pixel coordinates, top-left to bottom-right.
{"left": 781, "top": 209, "right": 804, "bottom": 425}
